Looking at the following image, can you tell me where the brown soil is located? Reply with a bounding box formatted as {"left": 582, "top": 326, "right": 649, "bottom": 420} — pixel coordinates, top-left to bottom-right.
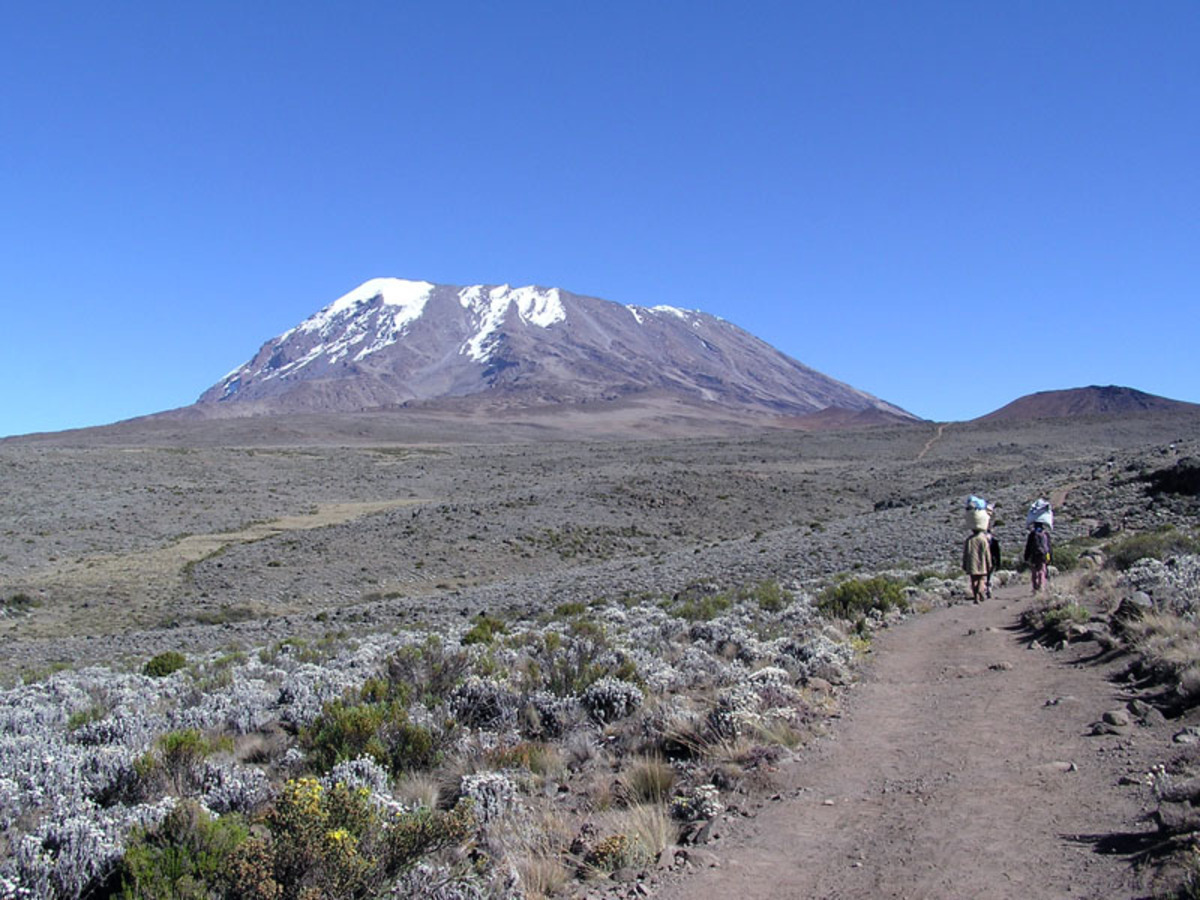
{"left": 654, "top": 576, "right": 1166, "bottom": 900}
{"left": 9, "top": 499, "right": 429, "bottom": 637}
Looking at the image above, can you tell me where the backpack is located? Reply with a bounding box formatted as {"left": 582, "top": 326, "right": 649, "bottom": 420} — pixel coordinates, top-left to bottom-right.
{"left": 1029, "top": 528, "right": 1051, "bottom": 564}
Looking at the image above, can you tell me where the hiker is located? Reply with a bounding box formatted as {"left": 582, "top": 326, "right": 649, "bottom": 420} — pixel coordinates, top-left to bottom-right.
{"left": 963, "top": 525, "right": 992, "bottom": 604}
{"left": 1024, "top": 521, "right": 1052, "bottom": 594}
{"left": 985, "top": 514, "right": 1001, "bottom": 599}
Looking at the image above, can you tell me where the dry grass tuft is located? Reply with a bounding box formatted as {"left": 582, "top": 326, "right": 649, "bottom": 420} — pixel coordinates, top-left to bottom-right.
{"left": 1126, "top": 612, "right": 1200, "bottom": 704}
{"left": 502, "top": 810, "right": 576, "bottom": 900}
{"left": 618, "top": 756, "right": 676, "bottom": 806}
{"left": 392, "top": 771, "right": 441, "bottom": 810}
{"left": 614, "top": 801, "right": 678, "bottom": 861}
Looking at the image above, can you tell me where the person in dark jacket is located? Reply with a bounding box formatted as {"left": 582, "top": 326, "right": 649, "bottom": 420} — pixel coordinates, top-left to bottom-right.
{"left": 986, "top": 526, "right": 1001, "bottom": 599}
{"left": 1023, "top": 522, "right": 1052, "bottom": 594}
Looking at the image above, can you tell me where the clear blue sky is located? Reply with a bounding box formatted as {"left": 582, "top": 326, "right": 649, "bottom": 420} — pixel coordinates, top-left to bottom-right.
{"left": 2, "top": 1, "right": 1197, "bottom": 438}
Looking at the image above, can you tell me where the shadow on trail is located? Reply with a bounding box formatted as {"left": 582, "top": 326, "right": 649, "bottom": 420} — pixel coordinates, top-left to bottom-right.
{"left": 1064, "top": 829, "right": 1177, "bottom": 864}
{"left": 1000, "top": 615, "right": 1127, "bottom": 668}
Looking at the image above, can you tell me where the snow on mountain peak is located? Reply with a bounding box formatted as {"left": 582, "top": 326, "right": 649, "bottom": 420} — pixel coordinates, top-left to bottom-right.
{"left": 459, "top": 284, "right": 566, "bottom": 361}
{"left": 298, "top": 278, "right": 434, "bottom": 337}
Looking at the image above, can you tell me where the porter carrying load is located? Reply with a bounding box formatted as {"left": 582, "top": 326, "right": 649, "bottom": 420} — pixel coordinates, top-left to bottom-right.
{"left": 965, "top": 495, "right": 991, "bottom": 531}
{"left": 1026, "top": 498, "right": 1054, "bottom": 530}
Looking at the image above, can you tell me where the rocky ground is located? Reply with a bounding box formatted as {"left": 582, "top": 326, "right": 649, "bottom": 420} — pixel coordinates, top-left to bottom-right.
{"left": 2, "top": 411, "right": 1197, "bottom": 670}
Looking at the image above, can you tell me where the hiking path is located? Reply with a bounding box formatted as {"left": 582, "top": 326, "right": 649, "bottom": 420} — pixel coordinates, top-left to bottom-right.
{"left": 654, "top": 576, "right": 1164, "bottom": 900}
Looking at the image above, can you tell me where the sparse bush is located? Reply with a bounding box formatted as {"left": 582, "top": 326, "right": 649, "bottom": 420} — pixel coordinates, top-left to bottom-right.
{"left": 386, "top": 637, "right": 470, "bottom": 708}
{"left": 143, "top": 651, "right": 187, "bottom": 678}
{"left": 2, "top": 593, "right": 41, "bottom": 617}
{"left": 238, "top": 776, "right": 475, "bottom": 899}
{"left": 156, "top": 728, "right": 230, "bottom": 795}
{"left": 301, "top": 676, "right": 443, "bottom": 778}
{"left": 1022, "top": 598, "right": 1090, "bottom": 641}
{"left": 1106, "top": 527, "right": 1200, "bottom": 571}
{"left": 118, "top": 800, "right": 249, "bottom": 900}
{"left": 1124, "top": 611, "right": 1200, "bottom": 708}
{"left": 462, "top": 613, "right": 507, "bottom": 646}
{"left": 817, "top": 576, "right": 906, "bottom": 621}
{"left": 745, "top": 580, "right": 790, "bottom": 613}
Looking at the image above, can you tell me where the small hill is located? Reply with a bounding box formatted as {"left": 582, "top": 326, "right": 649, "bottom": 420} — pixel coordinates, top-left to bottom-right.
{"left": 976, "top": 385, "right": 1199, "bottom": 422}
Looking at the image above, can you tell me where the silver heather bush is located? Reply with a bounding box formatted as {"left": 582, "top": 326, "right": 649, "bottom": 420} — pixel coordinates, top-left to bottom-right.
{"left": 774, "top": 632, "right": 854, "bottom": 683}
{"left": 199, "top": 759, "right": 273, "bottom": 815}
{"left": 1125, "top": 554, "right": 1200, "bottom": 617}
{"left": 276, "top": 662, "right": 364, "bottom": 728}
{"left": 459, "top": 772, "right": 520, "bottom": 824}
{"left": 3, "top": 796, "right": 176, "bottom": 899}
{"left": 386, "top": 863, "right": 488, "bottom": 899}
{"left": 519, "top": 690, "right": 577, "bottom": 740}
{"left": 580, "top": 676, "right": 642, "bottom": 724}
{"left": 670, "top": 783, "right": 724, "bottom": 822}
{"left": 326, "top": 754, "right": 392, "bottom": 796}
{"left": 627, "top": 649, "right": 679, "bottom": 694}
{"left": 171, "top": 672, "right": 279, "bottom": 735}
{"left": 674, "top": 645, "right": 739, "bottom": 689}
{"left": 450, "top": 677, "right": 519, "bottom": 730}
{"left": 625, "top": 603, "right": 688, "bottom": 647}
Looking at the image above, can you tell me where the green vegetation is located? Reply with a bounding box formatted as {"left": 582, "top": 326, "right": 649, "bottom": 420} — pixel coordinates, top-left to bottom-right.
{"left": 519, "top": 523, "right": 657, "bottom": 561}
{"left": 192, "top": 604, "right": 259, "bottom": 626}
{"left": 386, "top": 637, "right": 470, "bottom": 709}
{"left": 66, "top": 704, "right": 108, "bottom": 732}
{"left": 143, "top": 651, "right": 188, "bottom": 678}
{"left": 300, "top": 685, "right": 442, "bottom": 776}
{"left": 20, "top": 661, "right": 72, "bottom": 685}
{"left": 119, "top": 801, "right": 250, "bottom": 900}
{"left": 664, "top": 592, "right": 733, "bottom": 622}
{"left": 2, "top": 592, "right": 41, "bottom": 615}
{"left": 119, "top": 781, "right": 474, "bottom": 900}
{"left": 745, "top": 579, "right": 790, "bottom": 612}
{"left": 817, "top": 575, "right": 907, "bottom": 621}
{"left": 461, "top": 613, "right": 507, "bottom": 646}
{"left": 136, "top": 728, "right": 235, "bottom": 795}
{"left": 1105, "top": 526, "right": 1200, "bottom": 571}
{"left": 517, "top": 627, "right": 638, "bottom": 697}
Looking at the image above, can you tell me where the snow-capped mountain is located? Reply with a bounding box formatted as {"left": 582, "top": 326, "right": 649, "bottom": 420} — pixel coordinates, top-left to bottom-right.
{"left": 197, "top": 278, "right": 915, "bottom": 420}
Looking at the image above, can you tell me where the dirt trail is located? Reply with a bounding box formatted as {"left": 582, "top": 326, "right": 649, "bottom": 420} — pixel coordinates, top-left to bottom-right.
{"left": 655, "top": 579, "right": 1162, "bottom": 900}
{"left": 916, "top": 423, "right": 948, "bottom": 461}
